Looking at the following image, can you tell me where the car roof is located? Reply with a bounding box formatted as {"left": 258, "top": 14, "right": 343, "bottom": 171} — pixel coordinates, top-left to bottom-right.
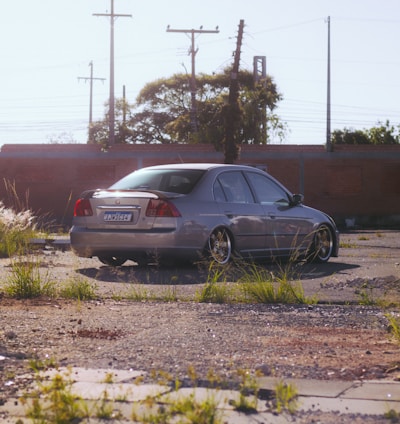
{"left": 139, "top": 163, "right": 263, "bottom": 172}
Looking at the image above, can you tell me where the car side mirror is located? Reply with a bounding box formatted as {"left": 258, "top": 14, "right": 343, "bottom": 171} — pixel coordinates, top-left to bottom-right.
{"left": 291, "top": 194, "right": 304, "bottom": 205}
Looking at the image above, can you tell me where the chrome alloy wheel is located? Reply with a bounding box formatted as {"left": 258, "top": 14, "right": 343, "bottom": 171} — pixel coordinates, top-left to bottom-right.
{"left": 208, "top": 228, "right": 232, "bottom": 264}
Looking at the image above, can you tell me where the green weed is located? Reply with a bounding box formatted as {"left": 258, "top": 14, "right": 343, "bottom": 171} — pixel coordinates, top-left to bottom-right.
{"left": 340, "top": 241, "right": 357, "bottom": 249}
{"left": 4, "top": 257, "right": 56, "bottom": 298}
{"left": 132, "top": 380, "right": 222, "bottom": 424}
{"left": 384, "top": 407, "right": 400, "bottom": 422}
{"left": 273, "top": 380, "right": 299, "bottom": 414}
{"left": 386, "top": 313, "right": 400, "bottom": 344}
{"left": 102, "top": 372, "right": 115, "bottom": 384}
{"left": 122, "top": 284, "right": 180, "bottom": 303}
{"left": 230, "top": 368, "right": 259, "bottom": 413}
{"left": 59, "top": 277, "right": 98, "bottom": 300}
{"left": 356, "top": 282, "right": 376, "bottom": 306}
{"left": 21, "top": 368, "right": 89, "bottom": 423}
{"left": 28, "top": 356, "right": 58, "bottom": 373}
{"left": 95, "top": 389, "right": 124, "bottom": 420}
{"left": 158, "top": 285, "right": 179, "bottom": 302}
{"left": 196, "top": 262, "right": 235, "bottom": 303}
{"left": 125, "top": 284, "right": 150, "bottom": 301}
{"left": 239, "top": 262, "right": 314, "bottom": 304}
{"left": 168, "top": 391, "right": 221, "bottom": 424}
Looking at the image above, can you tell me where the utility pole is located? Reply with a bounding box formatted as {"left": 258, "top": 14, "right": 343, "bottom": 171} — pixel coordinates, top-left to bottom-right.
{"left": 253, "top": 56, "right": 267, "bottom": 143}
{"left": 166, "top": 25, "right": 219, "bottom": 134}
{"left": 326, "top": 16, "right": 332, "bottom": 152}
{"left": 78, "top": 61, "right": 106, "bottom": 143}
{"left": 224, "top": 19, "right": 244, "bottom": 164}
{"left": 93, "top": 0, "right": 131, "bottom": 147}
{"left": 121, "top": 84, "right": 128, "bottom": 143}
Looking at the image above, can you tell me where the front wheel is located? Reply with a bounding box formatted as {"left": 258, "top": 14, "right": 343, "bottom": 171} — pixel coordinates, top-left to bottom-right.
{"left": 207, "top": 228, "right": 233, "bottom": 264}
{"left": 308, "top": 225, "right": 334, "bottom": 263}
{"left": 98, "top": 256, "right": 127, "bottom": 267}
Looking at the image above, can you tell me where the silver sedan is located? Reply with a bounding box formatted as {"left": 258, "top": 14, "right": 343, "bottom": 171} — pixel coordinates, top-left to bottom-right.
{"left": 70, "top": 163, "right": 339, "bottom": 266}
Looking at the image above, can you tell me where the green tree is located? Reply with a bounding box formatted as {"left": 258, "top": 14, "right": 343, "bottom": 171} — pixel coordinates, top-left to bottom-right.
{"left": 331, "top": 128, "right": 370, "bottom": 145}
{"left": 90, "top": 69, "right": 286, "bottom": 148}
{"left": 90, "top": 98, "right": 133, "bottom": 148}
{"left": 332, "top": 120, "right": 400, "bottom": 145}
{"left": 365, "top": 120, "right": 399, "bottom": 144}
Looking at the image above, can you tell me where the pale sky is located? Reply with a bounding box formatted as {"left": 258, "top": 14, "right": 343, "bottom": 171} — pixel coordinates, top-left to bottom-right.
{"left": 1, "top": 0, "right": 400, "bottom": 146}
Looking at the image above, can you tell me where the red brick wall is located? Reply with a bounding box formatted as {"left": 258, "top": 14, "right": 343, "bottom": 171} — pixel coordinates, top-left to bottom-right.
{"left": 1, "top": 143, "right": 399, "bottom": 228}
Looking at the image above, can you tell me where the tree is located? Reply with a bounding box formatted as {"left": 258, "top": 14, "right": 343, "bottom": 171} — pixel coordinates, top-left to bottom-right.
{"left": 366, "top": 120, "right": 399, "bottom": 144}
{"left": 90, "top": 98, "right": 134, "bottom": 148}
{"left": 332, "top": 120, "right": 400, "bottom": 145}
{"left": 90, "top": 69, "right": 286, "bottom": 148}
{"left": 331, "top": 128, "right": 370, "bottom": 145}
{"left": 47, "top": 131, "right": 78, "bottom": 144}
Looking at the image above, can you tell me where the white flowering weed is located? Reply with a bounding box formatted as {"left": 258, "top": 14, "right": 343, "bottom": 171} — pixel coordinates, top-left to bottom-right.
{"left": 0, "top": 201, "right": 37, "bottom": 257}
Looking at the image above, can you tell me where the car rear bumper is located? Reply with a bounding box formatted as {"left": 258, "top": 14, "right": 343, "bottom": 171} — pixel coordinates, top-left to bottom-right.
{"left": 69, "top": 226, "right": 205, "bottom": 260}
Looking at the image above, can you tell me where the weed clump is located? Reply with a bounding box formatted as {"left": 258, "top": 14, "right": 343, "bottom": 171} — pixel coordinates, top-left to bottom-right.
{"left": 196, "top": 262, "right": 236, "bottom": 303}
{"left": 4, "top": 258, "right": 56, "bottom": 298}
{"left": 0, "top": 201, "right": 37, "bottom": 257}
{"left": 239, "top": 262, "right": 315, "bottom": 304}
{"left": 386, "top": 313, "right": 400, "bottom": 344}
{"left": 229, "top": 368, "right": 259, "bottom": 413}
{"left": 59, "top": 278, "right": 98, "bottom": 300}
{"left": 21, "top": 368, "right": 89, "bottom": 423}
{"left": 272, "top": 380, "right": 299, "bottom": 414}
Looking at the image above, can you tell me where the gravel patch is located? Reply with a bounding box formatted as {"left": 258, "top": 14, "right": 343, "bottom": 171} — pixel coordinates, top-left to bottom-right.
{"left": 0, "top": 230, "right": 399, "bottom": 423}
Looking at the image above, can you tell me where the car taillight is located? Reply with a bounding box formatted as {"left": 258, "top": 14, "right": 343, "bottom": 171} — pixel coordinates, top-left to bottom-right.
{"left": 74, "top": 198, "right": 93, "bottom": 217}
{"left": 146, "top": 199, "right": 181, "bottom": 217}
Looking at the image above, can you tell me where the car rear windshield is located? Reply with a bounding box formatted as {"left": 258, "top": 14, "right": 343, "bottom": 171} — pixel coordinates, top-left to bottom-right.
{"left": 110, "top": 169, "right": 205, "bottom": 194}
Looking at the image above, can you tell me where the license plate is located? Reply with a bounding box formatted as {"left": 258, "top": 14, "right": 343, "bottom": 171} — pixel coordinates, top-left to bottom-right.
{"left": 104, "top": 211, "right": 133, "bottom": 222}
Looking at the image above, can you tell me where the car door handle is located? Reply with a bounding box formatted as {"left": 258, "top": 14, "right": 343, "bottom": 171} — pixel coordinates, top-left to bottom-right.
{"left": 224, "top": 211, "right": 234, "bottom": 218}
{"left": 268, "top": 212, "right": 276, "bottom": 219}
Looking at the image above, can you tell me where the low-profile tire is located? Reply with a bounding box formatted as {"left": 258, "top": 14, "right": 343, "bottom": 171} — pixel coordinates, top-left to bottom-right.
{"left": 98, "top": 256, "right": 127, "bottom": 267}
{"left": 207, "top": 228, "right": 233, "bottom": 265}
{"left": 309, "top": 225, "right": 334, "bottom": 263}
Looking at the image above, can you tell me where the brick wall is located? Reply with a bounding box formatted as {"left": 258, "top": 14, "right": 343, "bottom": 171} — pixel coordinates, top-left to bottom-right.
{"left": 1, "top": 143, "right": 399, "bottom": 228}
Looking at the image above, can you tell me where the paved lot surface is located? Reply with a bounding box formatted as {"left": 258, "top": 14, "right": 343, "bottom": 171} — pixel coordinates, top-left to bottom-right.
{"left": 0, "top": 229, "right": 399, "bottom": 423}
{"left": 1, "top": 366, "right": 400, "bottom": 423}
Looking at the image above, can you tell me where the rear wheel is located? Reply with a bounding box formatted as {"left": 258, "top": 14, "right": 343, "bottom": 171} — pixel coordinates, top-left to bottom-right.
{"left": 207, "top": 228, "right": 233, "bottom": 264}
{"left": 98, "top": 256, "right": 127, "bottom": 267}
{"left": 309, "top": 225, "right": 334, "bottom": 263}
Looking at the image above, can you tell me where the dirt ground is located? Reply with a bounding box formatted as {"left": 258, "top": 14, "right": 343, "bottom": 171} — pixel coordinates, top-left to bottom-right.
{"left": 0, "top": 230, "right": 400, "bottom": 409}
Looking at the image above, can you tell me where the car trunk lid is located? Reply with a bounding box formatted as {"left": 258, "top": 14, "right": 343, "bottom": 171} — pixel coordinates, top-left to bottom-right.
{"left": 77, "top": 189, "right": 180, "bottom": 230}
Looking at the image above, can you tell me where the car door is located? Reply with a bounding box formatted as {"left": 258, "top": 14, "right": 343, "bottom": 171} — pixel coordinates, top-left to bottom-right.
{"left": 214, "top": 171, "right": 267, "bottom": 257}
{"left": 245, "top": 171, "right": 314, "bottom": 258}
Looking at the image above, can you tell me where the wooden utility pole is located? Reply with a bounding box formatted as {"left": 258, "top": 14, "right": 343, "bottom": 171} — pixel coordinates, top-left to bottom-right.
{"left": 78, "top": 61, "right": 106, "bottom": 143}
{"left": 166, "top": 25, "right": 219, "bottom": 134}
{"left": 93, "top": 0, "right": 131, "bottom": 147}
{"left": 224, "top": 19, "right": 244, "bottom": 164}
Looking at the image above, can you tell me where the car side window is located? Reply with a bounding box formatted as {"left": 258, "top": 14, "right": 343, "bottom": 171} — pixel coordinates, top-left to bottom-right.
{"left": 216, "top": 171, "right": 254, "bottom": 203}
{"left": 213, "top": 180, "right": 227, "bottom": 202}
{"left": 246, "top": 172, "right": 289, "bottom": 205}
